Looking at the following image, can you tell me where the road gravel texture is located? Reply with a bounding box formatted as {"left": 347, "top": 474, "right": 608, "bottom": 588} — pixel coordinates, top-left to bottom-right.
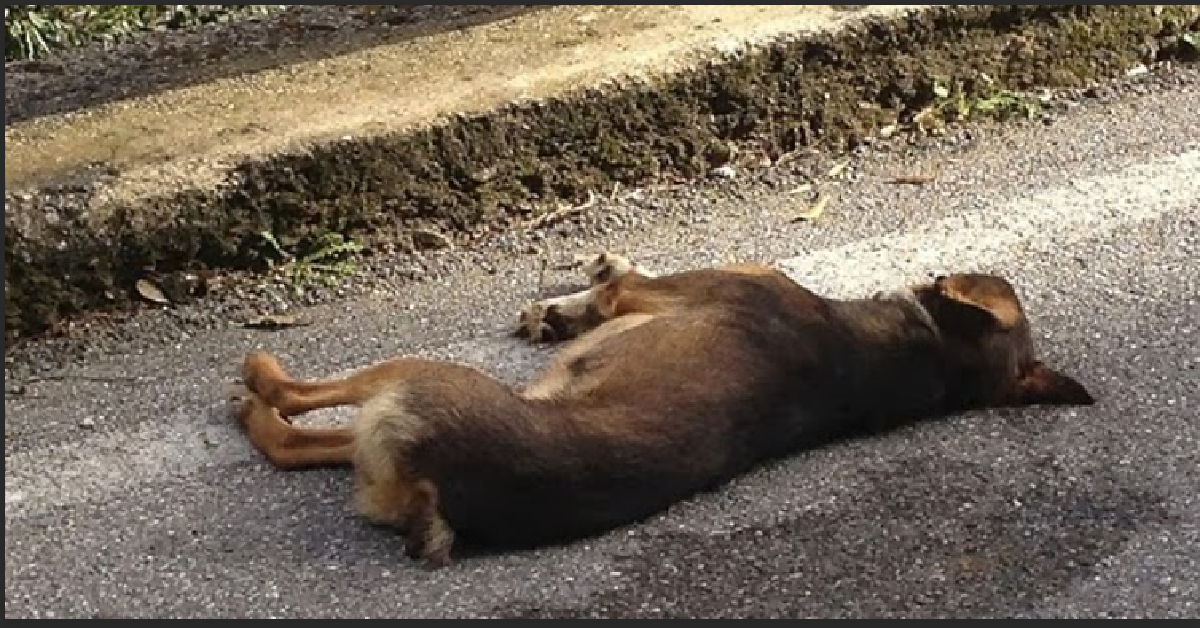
{"left": 4, "top": 66, "right": 1199, "bottom": 618}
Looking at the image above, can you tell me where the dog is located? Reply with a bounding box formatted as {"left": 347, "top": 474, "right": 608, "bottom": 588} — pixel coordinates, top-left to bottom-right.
{"left": 229, "top": 252, "right": 1095, "bottom": 568}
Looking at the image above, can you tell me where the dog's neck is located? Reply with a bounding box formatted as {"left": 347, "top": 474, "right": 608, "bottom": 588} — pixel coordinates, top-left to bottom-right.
{"left": 828, "top": 289, "right": 942, "bottom": 348}
{"left": 821, "top": 289, "right": 955, "bottom": 425}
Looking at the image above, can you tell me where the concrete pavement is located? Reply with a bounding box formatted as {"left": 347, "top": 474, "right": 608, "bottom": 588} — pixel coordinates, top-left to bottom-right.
{"left": 5, "top": 73, "right": 1198, "bottom": 617}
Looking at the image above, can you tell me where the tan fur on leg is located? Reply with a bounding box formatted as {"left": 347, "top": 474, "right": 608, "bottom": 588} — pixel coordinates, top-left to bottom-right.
{"left": 228, "top": 385, "right": 355, "bottom": 469}
{"left": 245, "top": 351, "right": 431, "bottom": 418}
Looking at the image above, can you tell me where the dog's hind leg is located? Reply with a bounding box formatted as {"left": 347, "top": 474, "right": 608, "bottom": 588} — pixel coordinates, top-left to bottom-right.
{"left": 228, "top": 385, "right": 355, "bottom": 469}
{"left": 242, "top": 351, "right": 430, "bottom": 419}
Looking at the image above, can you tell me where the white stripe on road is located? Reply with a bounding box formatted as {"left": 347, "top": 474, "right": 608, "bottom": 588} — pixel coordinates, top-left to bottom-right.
{"left": 777, "top": 150, "right": 1200, "bottom": 296}
{"left": 5, "top": 149, "right": 1198, "bottom": 519}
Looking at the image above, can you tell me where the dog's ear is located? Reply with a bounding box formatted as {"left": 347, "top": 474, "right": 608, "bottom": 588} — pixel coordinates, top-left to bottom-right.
{"left": 935, "top": 275, "right": 1023, "bottom": 331}
{"left": 1011, "top": 361, "right": 1095, "bottom": 406}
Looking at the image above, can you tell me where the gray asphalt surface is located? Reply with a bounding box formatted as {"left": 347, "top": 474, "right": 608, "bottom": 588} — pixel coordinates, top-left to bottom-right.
{"left": 5, "top": 68, "right": 1199, "bottom": 618}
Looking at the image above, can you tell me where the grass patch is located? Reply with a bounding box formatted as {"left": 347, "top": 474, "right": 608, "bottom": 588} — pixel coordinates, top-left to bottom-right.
{"left": 4, "top": 5, "right": 285, "bottom": 61}
{"left": 259, "top": 230, "right": 364, "bottom": 298}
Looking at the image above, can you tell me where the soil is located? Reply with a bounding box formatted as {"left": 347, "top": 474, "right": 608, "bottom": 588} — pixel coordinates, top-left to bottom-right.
{"left": 4, "top": 4, "right": 1199, "bottom": 349}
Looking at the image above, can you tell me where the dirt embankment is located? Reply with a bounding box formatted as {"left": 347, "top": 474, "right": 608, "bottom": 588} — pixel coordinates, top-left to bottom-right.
{"left": 4, "top": 4, "right": 1199, "bottom": 349}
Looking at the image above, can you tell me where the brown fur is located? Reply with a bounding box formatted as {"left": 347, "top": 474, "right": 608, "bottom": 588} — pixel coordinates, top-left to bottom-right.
{"left": 229, "top": 254, "right": 1095, "bottom": 568}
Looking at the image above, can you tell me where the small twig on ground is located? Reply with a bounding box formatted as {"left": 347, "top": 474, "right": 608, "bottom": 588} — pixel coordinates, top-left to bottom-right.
{"left": 887, "top": 170, "right": 940, "bottom": 185}
{"left": 826, "top": 159, "right": 851, "bottom": 179}
{"left": 243, "top": 313, "right": 312, "bottom": 330}
{"left": 527, "top": 190, "right": 598, "bottom": 231}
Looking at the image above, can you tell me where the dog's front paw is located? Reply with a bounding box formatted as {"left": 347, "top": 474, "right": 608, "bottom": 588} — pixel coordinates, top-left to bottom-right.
{"left": 514, "top": 300, "right": 564, "bottom": 343}
{"left": 576, "top": 252, "right": 639, "bottom": 285}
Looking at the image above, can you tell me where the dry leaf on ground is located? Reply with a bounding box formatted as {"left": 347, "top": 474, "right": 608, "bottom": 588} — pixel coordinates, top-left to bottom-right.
{"left": 791, "top": 191, "right": 830, "bottom": 223}
{"left": 134, "top": 278, "right": 170, "bottom": 304}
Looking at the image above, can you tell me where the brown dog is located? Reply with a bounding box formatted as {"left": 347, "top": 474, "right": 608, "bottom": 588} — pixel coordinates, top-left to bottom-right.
{"left": 229, "top": 253, "right": 1095, "bottom": 568}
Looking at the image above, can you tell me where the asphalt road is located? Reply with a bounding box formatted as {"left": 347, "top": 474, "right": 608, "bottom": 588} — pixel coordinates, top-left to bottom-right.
{"left": 5, "top": 71, "right": 1198, "bottom": 618}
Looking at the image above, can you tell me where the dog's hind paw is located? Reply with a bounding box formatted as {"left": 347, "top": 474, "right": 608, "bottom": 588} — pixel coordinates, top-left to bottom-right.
{"left": 225, "top": 384, "right": 253, "bottom": 425}
{"left": 225, "top": 383, "right": 291, "bottom": 426}
{"left": 227, "top": 383, "right": 249, "bottom": 401}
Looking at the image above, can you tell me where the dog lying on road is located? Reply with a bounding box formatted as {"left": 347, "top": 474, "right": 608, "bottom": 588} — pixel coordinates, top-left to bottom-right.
{"left": 229, "top": 252, "right": 1095, "bottom": 568}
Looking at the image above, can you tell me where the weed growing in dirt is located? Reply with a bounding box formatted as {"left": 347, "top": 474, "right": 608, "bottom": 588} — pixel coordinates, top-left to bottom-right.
{"left": 901, "top": 73, "right": 1045, "bottom": 138}
{"left": 933, "top": 75, "right": 1042, "bottom": 122}
{"left": 259, "top": 230, "right": 364, "bottom": 297}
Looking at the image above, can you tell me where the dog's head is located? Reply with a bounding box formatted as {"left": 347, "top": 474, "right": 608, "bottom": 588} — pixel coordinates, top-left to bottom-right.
{"left": 909, "top": 273, "right": 1095, "bottom": 411}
